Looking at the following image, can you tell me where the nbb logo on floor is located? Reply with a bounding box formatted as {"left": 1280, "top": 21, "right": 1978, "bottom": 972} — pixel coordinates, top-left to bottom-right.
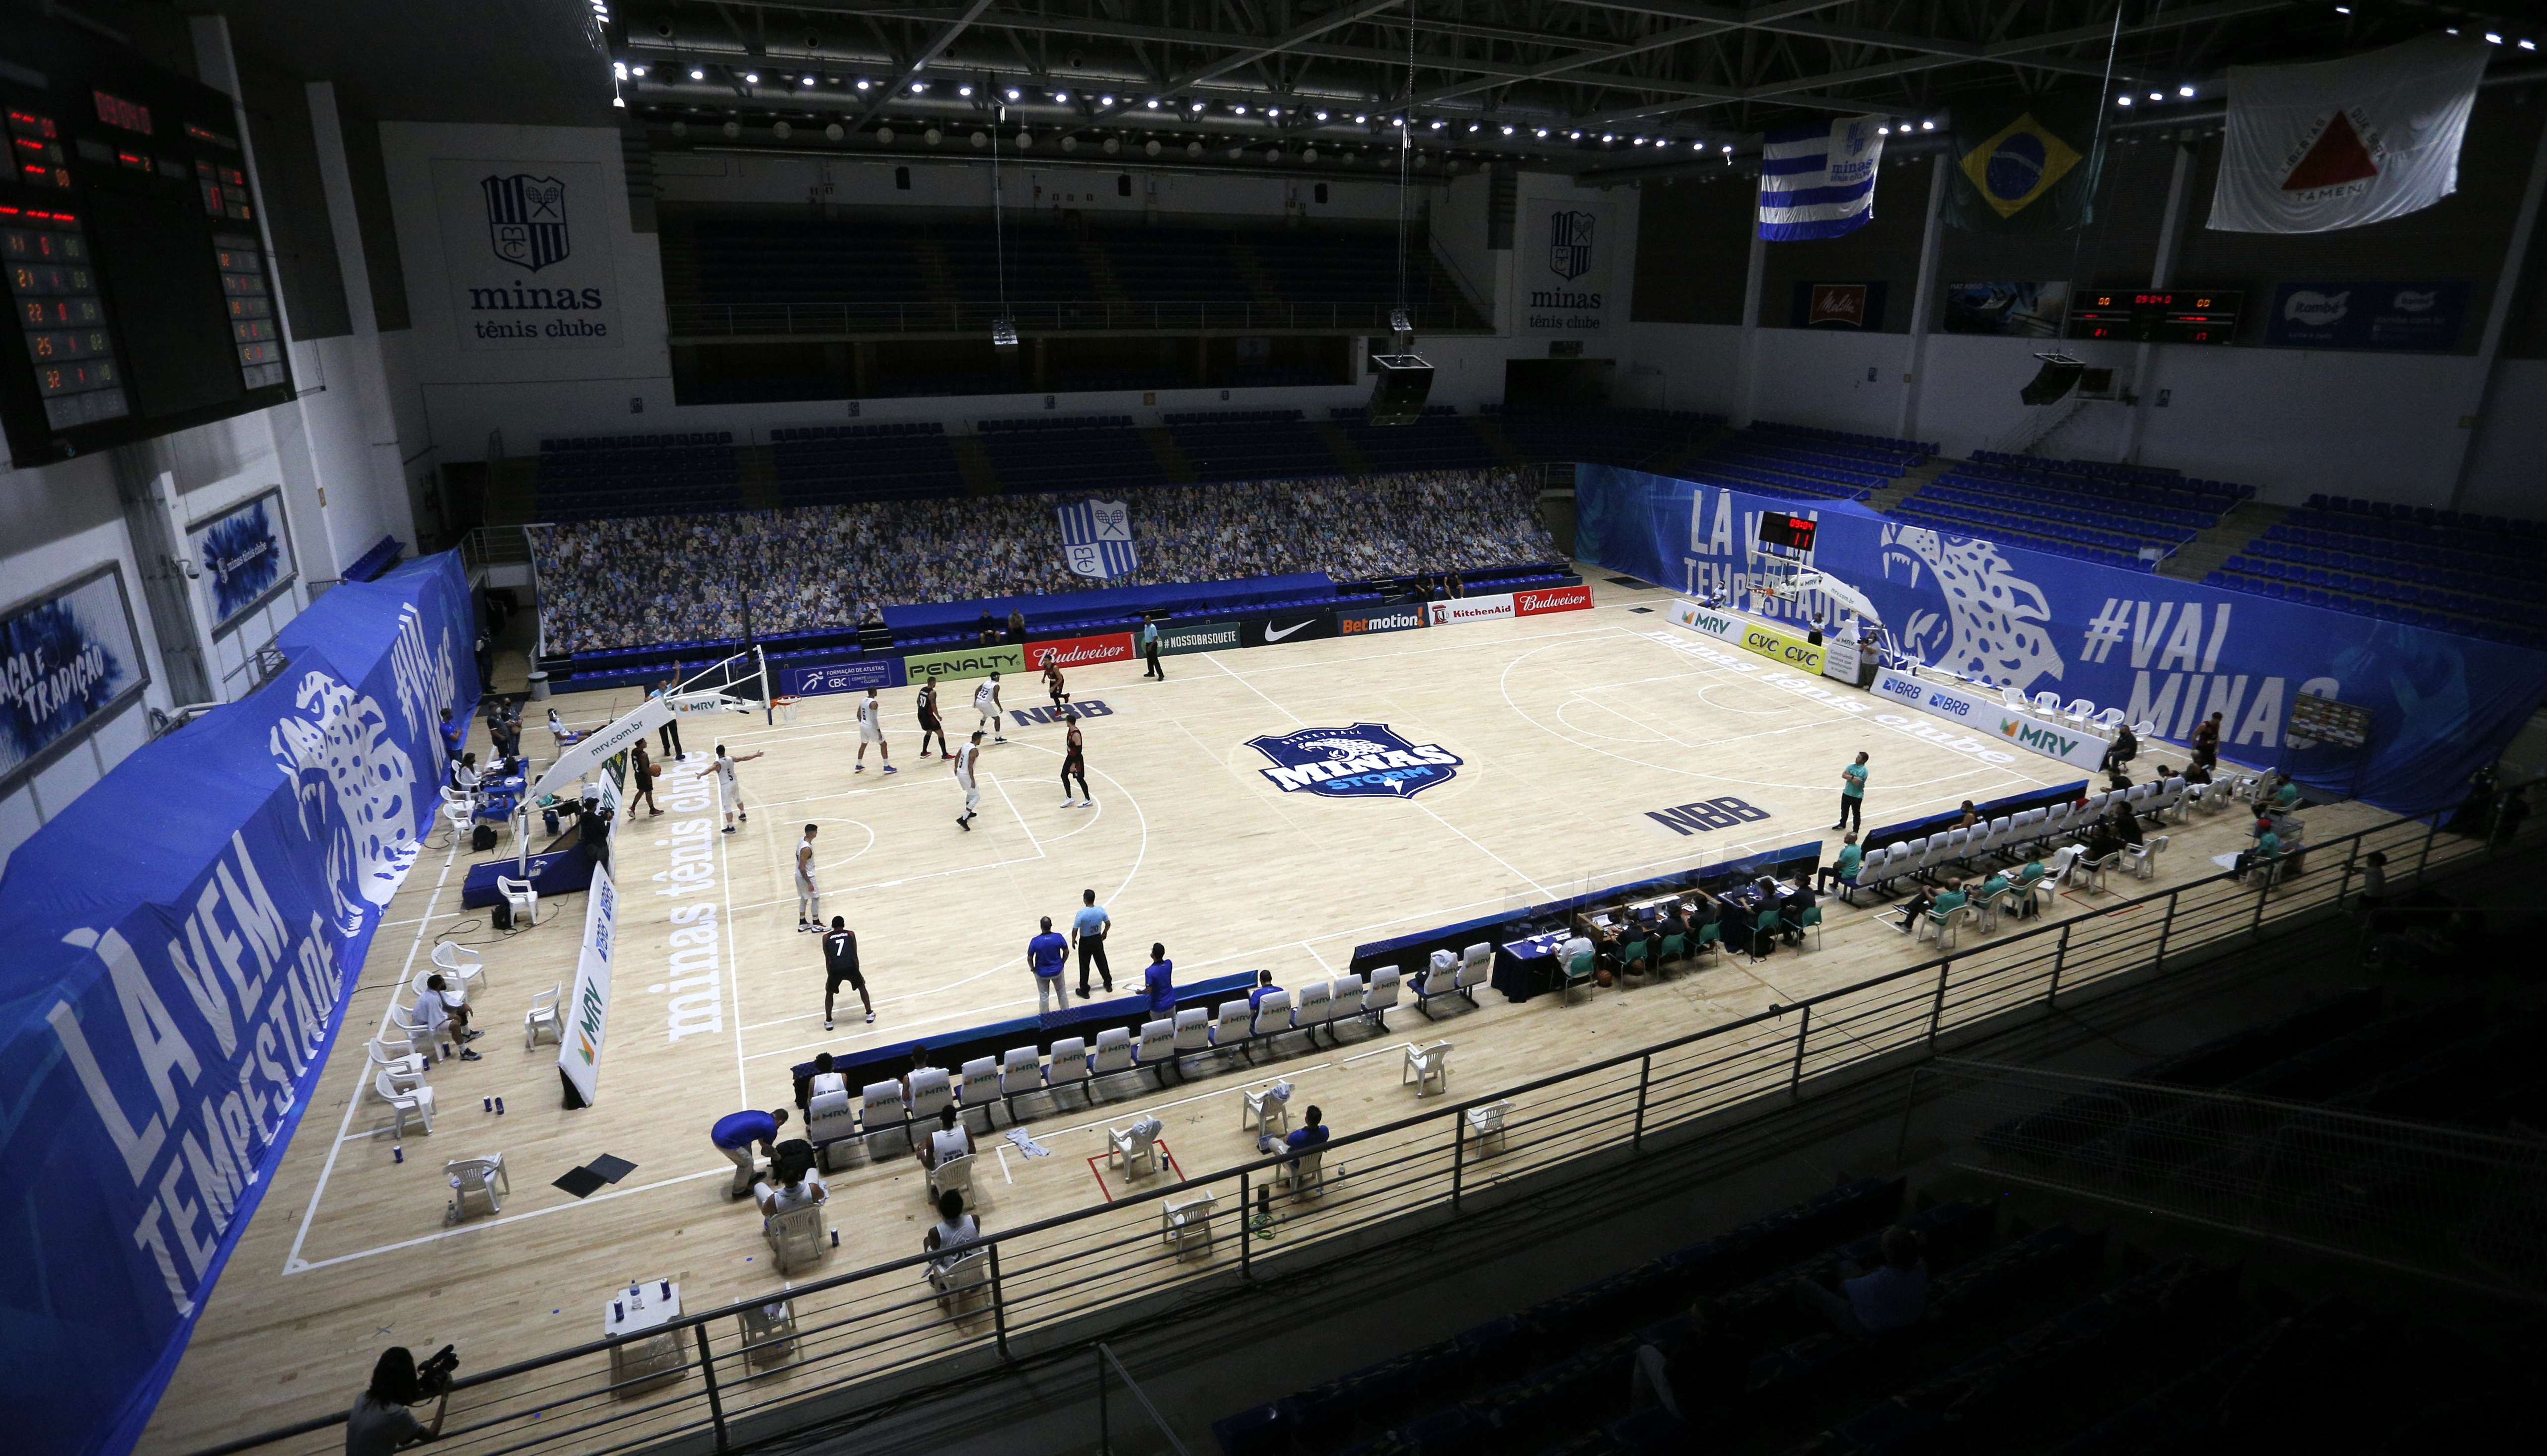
{"left": 1644, "top": 797, "right": 1773, "bottom": 835}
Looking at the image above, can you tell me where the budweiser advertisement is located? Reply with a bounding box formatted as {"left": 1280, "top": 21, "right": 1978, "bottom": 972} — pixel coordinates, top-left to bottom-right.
{"left": 1025, "top": 631, "right": 1136, "bottom": 671}
{"left": 1517, "top": 584, "right": 1594, "bottom": 616}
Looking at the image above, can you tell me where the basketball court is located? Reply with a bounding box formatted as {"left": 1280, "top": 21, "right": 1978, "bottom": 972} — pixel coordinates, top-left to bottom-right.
{"left": 133, "top": 574, "right": 2386, "bottom": 1450}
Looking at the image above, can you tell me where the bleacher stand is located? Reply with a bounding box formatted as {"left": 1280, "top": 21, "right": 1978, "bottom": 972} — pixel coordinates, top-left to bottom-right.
{"left": 975, "top": 416, "right": 1169, "bottom": 495}
{"left": 534, "top": 433, "right": 740, "bottom": 521}
{"left": 1327, "top": 406, "right": 1500, "bottom": 473}
{"left": 768, "top": 423, "right": 967, "bottom": 506}
{"left": 2207, "top": 493, "right": 2547, "bottom": 647}
{"left": 1892, "top": 452, "right": 2248, "bottom": 570}
{"left": 1489, "top": 405, "right": 1724, "bottom": 470}
{"left": 1678, "top": 420, "right": 1929, "bottom": 503}
{"left": 1165, "top": 410, "right": 1346, "bottom": 483}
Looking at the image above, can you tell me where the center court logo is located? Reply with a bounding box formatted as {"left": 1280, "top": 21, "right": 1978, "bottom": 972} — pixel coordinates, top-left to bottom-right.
{"left": 1247, "top": 721, "right": 1462, "bottom": 799}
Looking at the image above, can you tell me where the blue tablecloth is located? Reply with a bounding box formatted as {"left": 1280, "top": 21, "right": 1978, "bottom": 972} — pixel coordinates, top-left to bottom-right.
{"left": 460, "top": 848, "right": 594, "bottom": 908}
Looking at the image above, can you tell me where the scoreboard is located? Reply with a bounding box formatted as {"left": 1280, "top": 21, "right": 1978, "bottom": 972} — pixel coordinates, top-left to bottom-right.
{"left": 2066, "top": 289, "right": 2244, "bottom": 345}
{"left": 0, "top": 14, "right": 293, "bottom": 467}
{"left": 1756, "top": 510, "right": 1819, "bottom": 555}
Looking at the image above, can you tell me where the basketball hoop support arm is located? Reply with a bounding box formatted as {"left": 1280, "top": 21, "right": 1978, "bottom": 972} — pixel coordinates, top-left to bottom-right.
{"left": 1781, "top": 568, "right": 1885, "bottom": 630}
{"left": 513, "top": 689, "right": 749, "bottom": 872}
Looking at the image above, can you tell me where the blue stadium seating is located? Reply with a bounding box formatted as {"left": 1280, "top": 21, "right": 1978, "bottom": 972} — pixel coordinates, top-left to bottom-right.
{"left": 975, "top": 415, "right": 1169, "bottom": 494}
{"left": 1327, "top": 406, "right": 1500, "bottom": 473}
{"left": 534, "top": 433, "right": 741, "bottom": 520}
{"left": 1488, "top": 405, "right": 1724, "bottom": 469}
{"left": 768, "top": 422, "right": 968, "bottom": 505}
{"left": 1164, "top": 410, "right": 1346, "bottom": 482}
{"left": 2206, "top": 494, "right": 2547, "bottom": 646}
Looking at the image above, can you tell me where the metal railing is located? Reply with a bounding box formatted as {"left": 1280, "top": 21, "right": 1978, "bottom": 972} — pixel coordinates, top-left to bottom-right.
{"left": 664, "top": 298, "right": 1476, "bottom": 339}
{"left": 187, "top": 791, "right": 2531, "bottom": 1456}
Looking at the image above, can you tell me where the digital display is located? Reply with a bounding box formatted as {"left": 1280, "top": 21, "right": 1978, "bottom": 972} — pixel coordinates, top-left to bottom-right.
{"left": 0, "top": 17, "right": 292, "bottom": 464}
{"left": 91, "top": 90, "right": 152, "bottom": 135}
{"left": 2068, "top": 289, "right": 2244, "bottom": 345}
{"left": 1757, "top": 510, "right": 1819, "bottom": 554}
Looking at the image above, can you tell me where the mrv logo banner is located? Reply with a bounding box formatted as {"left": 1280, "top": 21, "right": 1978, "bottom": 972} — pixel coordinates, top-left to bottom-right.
{"left": 1574, "top": 464, "right": 2547, "bottom": 813}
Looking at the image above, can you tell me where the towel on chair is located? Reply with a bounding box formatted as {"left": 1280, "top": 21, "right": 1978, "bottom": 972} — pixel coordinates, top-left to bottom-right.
{"left": 1005, "top": 1127, "right": 1052, "bottom": 1159}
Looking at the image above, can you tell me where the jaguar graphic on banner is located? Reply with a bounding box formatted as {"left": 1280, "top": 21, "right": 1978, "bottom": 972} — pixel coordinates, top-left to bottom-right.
{"left": 431, "top": 158, "right": 623, "bottom": 350}
{"left": 1522, "top": 200, "right": 1614, "bottom": 336}
{"left": 1248, "top": 721, "right": 1463, "bottom": 799}
{"left": 1573, "top": 464, "right": 2547, "bottom": 812}
{"left": 188, "top": 487, "right": 295, "bottom": 635}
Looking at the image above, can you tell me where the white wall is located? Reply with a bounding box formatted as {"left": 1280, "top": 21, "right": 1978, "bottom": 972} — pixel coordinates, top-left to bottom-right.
{"left": 1629, "top": 319, "right": 2541, "bottom": 509}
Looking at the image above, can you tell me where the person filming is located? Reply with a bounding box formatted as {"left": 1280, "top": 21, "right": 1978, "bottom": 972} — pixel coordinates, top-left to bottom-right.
{"left": 346, "top": 1344, "right": 456, "bottom": 1454}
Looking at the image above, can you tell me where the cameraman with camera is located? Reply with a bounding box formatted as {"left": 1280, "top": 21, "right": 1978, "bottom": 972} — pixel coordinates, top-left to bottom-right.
{"left": 346, "top": 1345, "right": 456, "bottom": 1454}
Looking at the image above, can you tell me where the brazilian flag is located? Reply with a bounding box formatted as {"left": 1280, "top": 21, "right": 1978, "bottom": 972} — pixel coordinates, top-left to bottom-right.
{"left": 1944, "top": 94, "right": 2104, "bottom": 233}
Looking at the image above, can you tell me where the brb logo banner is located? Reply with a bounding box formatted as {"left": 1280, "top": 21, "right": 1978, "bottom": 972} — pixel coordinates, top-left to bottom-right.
{"left": 1248, "top": 722, "right": 1462, "bottom": 799}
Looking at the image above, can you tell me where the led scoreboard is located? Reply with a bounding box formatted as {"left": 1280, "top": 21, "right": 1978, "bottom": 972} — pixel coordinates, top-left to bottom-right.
{"left": 0, "top": 13, "right": 293, "bottom": 466}
{"left": 2067, "top": 289, "right": 2244, "bottom": 345}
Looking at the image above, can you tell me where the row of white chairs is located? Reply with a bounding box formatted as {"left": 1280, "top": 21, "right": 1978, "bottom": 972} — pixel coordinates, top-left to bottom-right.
{"left": 1850, "top": 779, "right": 2194, "bottom": 901}
{"left": 804, "top": 968, "right": 1414, "bottom": 1165}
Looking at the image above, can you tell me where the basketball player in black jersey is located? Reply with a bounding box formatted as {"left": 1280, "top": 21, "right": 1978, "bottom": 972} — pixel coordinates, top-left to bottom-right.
{"left": 1060, "top": 713, "right": 1092, "bottom": 808}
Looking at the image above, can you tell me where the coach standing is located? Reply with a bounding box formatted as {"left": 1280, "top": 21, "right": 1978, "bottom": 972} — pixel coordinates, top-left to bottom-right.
{"left": 1027, "top": 915, "right": 1070, "bottom": 1015}
{"left": 1832, "top": 752, "right": 1869, "bottom": 833}
{"left": 1072, "top": 889, "right": 1113, "bottom": 997}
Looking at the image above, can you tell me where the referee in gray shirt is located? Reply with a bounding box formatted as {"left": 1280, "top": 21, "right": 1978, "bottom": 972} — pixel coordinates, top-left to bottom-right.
{"left": 1071, "top": 888, "right": 1113, "bottom": 997}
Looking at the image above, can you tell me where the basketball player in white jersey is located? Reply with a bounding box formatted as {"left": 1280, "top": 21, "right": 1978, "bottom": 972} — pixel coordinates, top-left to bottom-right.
{"left": 953, "top": 730, "right": 984, "bottom": 831}
{"left": 974, "top": 672, "right": 1007, "bottom": 743}
{"left": 794, "top": 824, "right": 821, "bottom": 931}
{"left": 854, "top": 688, "right": 896, "bottom": 774}
{"left": 714, "top": 743, "right": 765, "bottom": 834}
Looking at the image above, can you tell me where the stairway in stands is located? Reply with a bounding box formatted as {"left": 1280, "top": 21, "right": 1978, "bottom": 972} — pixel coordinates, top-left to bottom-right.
{"left": 2161, "top": 499, "right": 2288, "bottom": 581}
{"left": 735, "top": 446, "right": 780, "bottom": 510}
{"left": 1464, "top": 413, "right": 1524, "bottom": 468}
{"left": 948, "top": 433, "right": 1003, "bottom": 495}
{"left": 1141, "top": 426, "right": 1200, "bottom": 484}
{"left": 1225, "top": 236, "right": 1283, "bottom": 305}
{"left": 1314, "top": 417, "right": 1376, "bottom": 475}
{"left": 1870, "top": 455, "right": 1953, "bottom": 513}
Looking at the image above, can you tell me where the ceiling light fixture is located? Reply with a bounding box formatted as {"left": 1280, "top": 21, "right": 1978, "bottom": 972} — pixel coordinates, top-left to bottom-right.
{"left": 1920, "top": 119, "right": 1935, "bottom": 130}
{"left": 855, "top": 78, "right": 870, "bottom": 90}
{"left": 631, "top": 66, "right": 646, "bottom": 77}
{"left": 801, "top": 76, "right": 816, "bottom": 86}
{"left": 958, "top": 84, "right": 974, "bottom": 97}
{"left": 1100, "top": 95, "right": 1114, "bottom": 106}
{"left": 2149, "top": 91, "right": 2164, "bottom": 101}
{"left": 1315, "top": 110, "right": 1329, "bottom": 121}
{"left": 1429, "top": 119, "right": 1444, "bottom": 129}
{"left": 1534, "top": 128, "right": 1548, "bottom": 138}
{"left": 2116, "top": 94, "right": 2133, "bottom": 107}
{"left": 1007, "top": 87, "right": 1022, "bottom": 101}
{"left": 743, "top": 71, "right": 759, "bottom": 83}
{"left": 1601, "top": 133, "right": 1615, "bottom": 142}
{"left": 1053, "top": 91, "right": 1069, "bottom": 102}
{"left": 1146, "top": 98, "right": 1161, "bottom": 109}
{"left": 2179, "top": 83, "right": 2196, "bottom": 97}
{"left": 1500, "top": 124, "right": 1514, "bottom": 136}
{"left": 1232, "top": 104, "right": 1247, "bottom": 114}
{"left": 690, "top": 68, "right": 705, "bottom": 80}
{"left": 1877, "top": 125, "right": 1890, "bottom": 135}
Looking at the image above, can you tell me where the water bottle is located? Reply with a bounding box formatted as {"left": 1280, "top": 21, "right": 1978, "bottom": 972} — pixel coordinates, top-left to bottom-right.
{"left": 495, "top": 1098, "right": 506, "bottom": 1114}
{"left": 393, "top": 1146, "right": 404, "bottom": 1164}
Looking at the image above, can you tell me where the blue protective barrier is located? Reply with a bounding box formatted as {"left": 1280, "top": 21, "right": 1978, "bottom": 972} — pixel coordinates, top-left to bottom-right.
{"left": 1575, "top": 465, "right": 2547, "bottom": 813}
{"left": 0, "top": 553, "right": 478, "bottom": 1456}
{"left": 880, "top": 572, "right": 1335, "bottom": 633}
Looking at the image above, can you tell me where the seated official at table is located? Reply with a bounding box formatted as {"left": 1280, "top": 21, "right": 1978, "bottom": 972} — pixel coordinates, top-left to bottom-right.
{"left": 1818, "top": 833, "right": 1862, "bottom": 893}
{"left": 1895, "top": 879, "right": 1965, "bottom": 933}
{"left": 1717, "top": 898, "right": 1753, "bottom": 955}
{"left": 1586, "top": 920, "right": 1627, "bottom": 984}
{"left": 1654, "top": 900, "right": 1693, "bottom": 945}
{"left": 1779, "top": 883, "right": 1816, "bottom": 945}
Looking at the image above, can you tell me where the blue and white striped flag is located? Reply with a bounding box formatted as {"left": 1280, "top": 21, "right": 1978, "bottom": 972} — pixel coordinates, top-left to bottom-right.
{"left": 1056, "top": 498, "right": 1138, "bottom": 579}
{"left": 1757, "top": 116, "right": 1886, "bottom": 241}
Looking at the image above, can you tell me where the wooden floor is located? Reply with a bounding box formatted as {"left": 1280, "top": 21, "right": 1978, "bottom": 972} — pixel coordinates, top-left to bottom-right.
{"left": 140, "top": 575, "right": 2388, "bottom": 1452}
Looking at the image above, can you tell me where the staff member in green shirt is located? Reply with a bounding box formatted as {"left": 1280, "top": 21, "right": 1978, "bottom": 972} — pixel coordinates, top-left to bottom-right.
{"left": 1831, "top": 752, "right": 1870, "bottom": 832}
{"left": 1817, "top": 832, "right": 1862, "bottom": 894}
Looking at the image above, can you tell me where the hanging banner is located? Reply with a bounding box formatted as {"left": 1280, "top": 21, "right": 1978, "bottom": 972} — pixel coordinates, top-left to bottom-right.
{"left": 1944, "top": 95, "right": 2103, "bottom": 234}
{"left": 1057, "top": 498, "right": 1138, "bottom": 580}
{"left": 1757, "top": 116, "right": 1885, "bottom": 241}
{"left": 2263, "top": 280, "right": 2470, "bottom": 351}
{"left": 0, "top": 561, "right": 150, "bottom": 796}
{"left": 0, "top": 553, "right": 476, "bottom": 1456}
{"left": 186, "top": 488, "right": 296, "bottom": 636}
{"left": 1520, "top": 200, "right": 1616, "bottom": 337}
{"left": 2210, "top": 34, "right": 2489, "bottom": 234}
{"left": 1574, "top": 466, "right": 2547, "bottom": 814}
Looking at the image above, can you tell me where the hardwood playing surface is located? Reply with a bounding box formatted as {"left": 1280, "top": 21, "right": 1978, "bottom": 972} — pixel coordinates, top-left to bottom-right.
{"left": 140, "top": 576, "right": 2381, "bottom": 1452}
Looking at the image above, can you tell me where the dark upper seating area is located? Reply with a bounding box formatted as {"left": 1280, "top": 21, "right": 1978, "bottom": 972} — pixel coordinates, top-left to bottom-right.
{"left": 1892, "top": 453, "right": 2248, "bottom": 571}
{"left": 2209, "top": 493, "right": 2547, "bottom": 646}
{"left": 975, "top": 414, "right": 1169, "bottom": 494}
{"left": 1678, "top": 420, "right": 1928, "bottom": 503}
{"left": 1165, "top": 409, "right": 1345, "bottom": 482}
{"left": 768, "top": 422, "right": 967, "bottom": 506}
{"left": 534, "top": 432, "right": 740, "bottom": 521}
{"left": 1488, "top": 405, "right": 1724, "bottom": 470}
{"left": 673, "top": 213, "right": 1484, "bottom": 327}
{"left": 1329, "top": 406, "right": 1501, "bottom": 473}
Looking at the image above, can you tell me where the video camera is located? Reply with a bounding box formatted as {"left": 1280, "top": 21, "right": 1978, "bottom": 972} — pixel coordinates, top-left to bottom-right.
{"left": 415, "top": 1344, "right": 460, "bottom": 1397}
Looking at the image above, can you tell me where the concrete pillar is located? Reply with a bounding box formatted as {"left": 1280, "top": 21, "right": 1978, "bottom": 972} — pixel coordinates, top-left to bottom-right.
{"left": 2449, "top": 111, "right": 2547, "bottom": 507}
{"left": 1894, "top": 156, "right": 1950, "bottom": 443}
{"left": 2121, "top": 141, "right": 2195, "bottom": 466}
{"left": 1733, "top": 179, "right": 1768, "bottom": 429}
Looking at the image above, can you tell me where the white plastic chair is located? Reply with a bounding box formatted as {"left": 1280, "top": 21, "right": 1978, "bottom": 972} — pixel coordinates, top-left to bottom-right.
{"left": 523, "top": 982, "right": 562, "bottom": 1048}
{"left": 1402, "top": 1040, "right": 1453, "bottom": 1095}
{"left": 377, "top": 1070, "right": 434, "bottom": 1140}
{"left": 431, "top": 941, "right": 487, "bottom": 994}
{"left": 1107, "top": 1118, "right": 1162, "bottom": 1179}
{"left": 1241, "top": 1084, "right": 1290, "bottom": 1136}
{"left": 1161, "top": 1191, "right": 1216, "bottom": 1257}
{"left": 444, "top": 1154, "right": 508, "bottom": 1220}
{"left": 368, "top": 1037, "right": 428, "bottom": 1085}
{"left": 497, "top": 875, "right": 538, "bottom": 928}
{"left": 764, "top": 1203, "right": 828, "bottom": 1275}
{"left": 1133, "top": 1019, "right": 1176, "bottom": 1075}
{"left": 905, "top": 1067, "right": 953, "bottom": 1149}
{"left": 1275, "top": 1147, "right": 1325, "bottom": 1200}
{"left": 1209, "top": 999, "right": 1256, "bottom": 1063}
{"left": 1465, "top": 1100, "right": 1514, "bottom": 1156}
{"left": 2122, "top": 834, "right": 2170, "bottom": 880}
{"left": 440, "top": 790, "right": 475, "bottom": 843}
{"left": 1248, "top": 989, "right": 1292, "bottom": 1040}
{"left": 1288, "top": 980, "right": 1331, "bottom": 1046}
{"left": 806, "top": 1089, "right": 858, "bottom": 1166}
{"left": 1459, "top": 942, "right": 1494, "bottom": 993}
{"left": 928, "top": 1150, "right": 974, "bottom": 1202}
{"left": 1328, "top": 976, "right": 1365, "bottom": 1034}
{"left": 2033, "top": 690, "right": 2062, "bottom": 714}
{"left": 933, "top": 1248, "right": 991, "bottom": 1316}
{"left": 2063, "top": 698, "right": 2097, "bottom": 729}
{"left": 859, "top": 1080, "right": 907, "bottom": 1154}
{"left": 1168, "top": 1008, "right": 1211, "bottom": 1077}
{"left": 389, "top": 995, "right": 438, "bottom": 1057}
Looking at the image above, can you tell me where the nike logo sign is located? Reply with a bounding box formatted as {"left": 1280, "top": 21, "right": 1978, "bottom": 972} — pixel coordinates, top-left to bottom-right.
{"left": 1264, "top": 621, "right": 1313, "bottom": 641}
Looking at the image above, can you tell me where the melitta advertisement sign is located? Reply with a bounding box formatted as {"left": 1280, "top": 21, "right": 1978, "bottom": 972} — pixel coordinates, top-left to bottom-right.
{"left": 558, "top": 862, "right": 619, "bottom": 1108}
{"left": 1667, "top": 599, "right": 1825, "bottom": 674}
{"left": 430, "top": 158, "right": 623, "bottom": 350}
{"left": 1875, "top": 667, "right": 2113, "bottom": 771}
{"left": 904, "top": 643, "right": 1025, "bottom": 682}
{"left": 187, "top": 487, "right": 295, "bottom": 636}
{"left": 1026, "top": 632, "right": 1135, "bottom": 670}
{"left": 1522, "top": 200, "right": 1614, "bottom": 336}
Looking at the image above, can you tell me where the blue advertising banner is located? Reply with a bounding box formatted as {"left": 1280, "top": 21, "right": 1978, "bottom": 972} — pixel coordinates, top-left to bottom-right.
{"left": 0, "top": 551, "right": 477, "bottom": 1456}
{"left": 1576, "top": 466, "right": 2547, "bottom": 813}
{"left": 187, "top": 488, "right": 296, "bottom": 635}
{"left": 2264, "top": 280, "right": 2469, "bottom": 351}
{"left": 778, "top": 655, "right": 907, "bottom": 697}
{"left": 1, "top": 562, "right": 151, "bottom": 796}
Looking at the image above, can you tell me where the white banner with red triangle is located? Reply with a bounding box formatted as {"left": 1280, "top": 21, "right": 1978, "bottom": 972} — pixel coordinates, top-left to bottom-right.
{"left": 2209, "top": 33, "right": 2490, "bottom": 234}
